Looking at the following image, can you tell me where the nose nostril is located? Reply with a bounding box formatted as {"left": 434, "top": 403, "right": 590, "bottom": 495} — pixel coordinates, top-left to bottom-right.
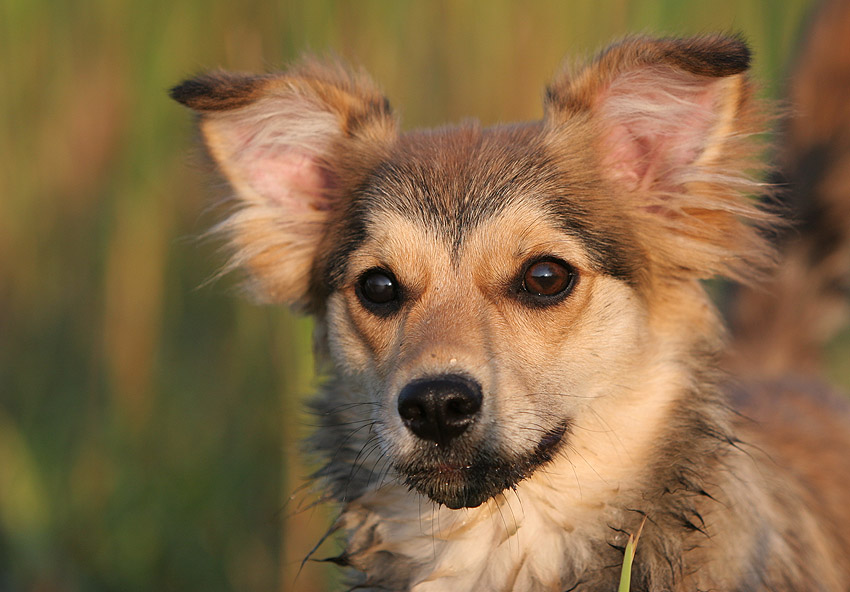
{"left": 398, "top": 397, "right": 424, "bottom": 422}
{"left": 397, "top": 374, "right": 483, "bottom": 446}
{"left": 446, "top": 394, "right": 480, "bottom": 419}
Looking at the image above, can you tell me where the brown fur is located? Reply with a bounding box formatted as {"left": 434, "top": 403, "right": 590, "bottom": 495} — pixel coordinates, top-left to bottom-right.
{"left": 173, "top": 24, "right": 850, "bottom": 592}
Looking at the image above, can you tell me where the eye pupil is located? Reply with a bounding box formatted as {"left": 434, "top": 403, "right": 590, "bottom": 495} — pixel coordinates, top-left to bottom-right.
{"left": 523, "top": 259, "right": 574, "bottom": 298}
{"left": 360, "top": 270, "right": 398, "bottom": 305}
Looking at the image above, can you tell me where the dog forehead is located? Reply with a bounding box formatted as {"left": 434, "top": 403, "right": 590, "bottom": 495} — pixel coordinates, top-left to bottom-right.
{"left": 357, "top": 202, "right": 596, "bottom": 277}
{"left": 320, "top": 121, "right": 642, "bottom": 293}
{"left": 359, "top": 123, "right": 559, "bottom": 235}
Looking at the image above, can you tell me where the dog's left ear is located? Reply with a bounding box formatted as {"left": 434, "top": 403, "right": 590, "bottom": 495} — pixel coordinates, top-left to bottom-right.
{"left": 545, "top": 35, "right": 774, "bottom": 282}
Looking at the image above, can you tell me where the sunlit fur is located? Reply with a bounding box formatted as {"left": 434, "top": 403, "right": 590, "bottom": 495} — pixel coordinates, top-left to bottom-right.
{"left": 173, "top": 30, "right": 850, "bottom": 592}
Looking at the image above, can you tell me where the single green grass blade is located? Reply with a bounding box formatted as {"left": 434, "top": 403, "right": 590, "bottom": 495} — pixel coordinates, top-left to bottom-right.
{"left": 618, "top": 535, "right": 636, "bottom": 592}
{"left": 617, "top": 516, "right": 647, "bottom": 592}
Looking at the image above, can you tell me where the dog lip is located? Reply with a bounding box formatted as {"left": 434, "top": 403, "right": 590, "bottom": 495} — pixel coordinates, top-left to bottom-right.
{"left": 535, "top": 422, "right": 568, "bottom": 456}
{"left": 397, "top": 420, "right": 572, "bottom": 509}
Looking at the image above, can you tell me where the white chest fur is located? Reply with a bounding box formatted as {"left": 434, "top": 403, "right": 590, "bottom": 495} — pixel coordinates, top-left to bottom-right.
{"left": 339, "top": 452, "right": 639, "bottom": 592}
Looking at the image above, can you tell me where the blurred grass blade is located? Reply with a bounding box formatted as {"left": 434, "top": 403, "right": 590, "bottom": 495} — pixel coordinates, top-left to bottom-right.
{"left": 618, "top": 516, "right": 647, "bottom": 592}
{"left": 617, "top": 536, "right": 635, "bottom": 592}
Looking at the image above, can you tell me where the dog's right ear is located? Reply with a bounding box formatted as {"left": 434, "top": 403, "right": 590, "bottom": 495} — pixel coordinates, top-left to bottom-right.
{"left": 171, "top": 60, "right": 397, "bottom": 308}
{"left": 543, "top": 36, "right": 774, "bottom": 283}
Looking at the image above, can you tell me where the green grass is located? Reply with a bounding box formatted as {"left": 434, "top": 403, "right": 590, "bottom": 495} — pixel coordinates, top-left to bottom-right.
{"left": 618, "top": 517, "right": 647, "bottom": 592}
{"left": 0, "top": 1, "right": 835, "bottom": 590}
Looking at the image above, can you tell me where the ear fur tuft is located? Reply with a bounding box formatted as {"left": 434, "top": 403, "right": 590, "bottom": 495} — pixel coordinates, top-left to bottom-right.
{"left": 169, "top": 72, "right": 270, "bottom": 111}
{"left": 172, "top": 58, "right": 397, "bottom": 309}
{"left": 545, "top": 35, "right": 776, "bottom": 284}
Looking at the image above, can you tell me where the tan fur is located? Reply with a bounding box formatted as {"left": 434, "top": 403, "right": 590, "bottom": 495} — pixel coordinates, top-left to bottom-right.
{"left": 173, "top": 29, "right": 850, "bottom": 592}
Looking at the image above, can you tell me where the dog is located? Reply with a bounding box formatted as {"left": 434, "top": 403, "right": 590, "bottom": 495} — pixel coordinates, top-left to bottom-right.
{"left": 172, "top": 11, "right": 850, "bottom": 592}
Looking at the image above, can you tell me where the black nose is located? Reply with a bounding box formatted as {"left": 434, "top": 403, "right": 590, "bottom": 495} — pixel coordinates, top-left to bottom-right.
{"left": 397, "top": 374, "right": 483, "bottom": 446}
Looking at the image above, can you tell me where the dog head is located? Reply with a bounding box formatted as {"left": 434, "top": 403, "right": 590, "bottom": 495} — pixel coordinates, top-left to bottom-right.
{"left": 172, "top": 36, "right": 772, "bottom": 510}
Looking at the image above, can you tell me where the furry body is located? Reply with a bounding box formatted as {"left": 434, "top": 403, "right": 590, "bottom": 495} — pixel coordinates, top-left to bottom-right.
{"left": 173, "top": 15, "right": 850, "bottom": 592}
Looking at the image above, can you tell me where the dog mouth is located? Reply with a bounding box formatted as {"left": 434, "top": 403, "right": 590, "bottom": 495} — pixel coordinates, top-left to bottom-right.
{"left": 397, "top": 422, "right": 569, "bottom": 509}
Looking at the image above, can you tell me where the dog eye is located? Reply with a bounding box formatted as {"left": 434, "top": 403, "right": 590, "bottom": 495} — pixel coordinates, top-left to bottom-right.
{"left": 357, "top": 268, "right": 401, "bottom": 313}
{"left": 521, "top": 258, "right": 576, "bottom": 301}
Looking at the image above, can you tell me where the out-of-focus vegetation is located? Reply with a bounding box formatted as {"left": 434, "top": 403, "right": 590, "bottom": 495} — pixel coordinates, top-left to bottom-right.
{"left": 2, "top": 1, "right": 843, "bottom": 591}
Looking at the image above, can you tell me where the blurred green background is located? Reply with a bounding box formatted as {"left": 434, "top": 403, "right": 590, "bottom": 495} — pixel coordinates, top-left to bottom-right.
{"left": 3, "top": 0, "right": 845, "bottom": 591}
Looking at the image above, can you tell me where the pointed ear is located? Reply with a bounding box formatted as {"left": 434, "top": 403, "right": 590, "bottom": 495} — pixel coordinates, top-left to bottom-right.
{"left": 171, "top": 59, "right": 397, "bottom": 308}
{"left": 545, "top": 36, "right": 775, "bottom": 282}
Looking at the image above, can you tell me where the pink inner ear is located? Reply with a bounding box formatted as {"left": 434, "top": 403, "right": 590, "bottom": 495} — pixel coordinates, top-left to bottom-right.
{"left": 604, "top": 124, "right": 652, "bottom": 188}
{"left": 597, "top": 68, "right": 722, "bottom": 191}
{"left": 242, "top": 146, "right": 335, "bottom": 212}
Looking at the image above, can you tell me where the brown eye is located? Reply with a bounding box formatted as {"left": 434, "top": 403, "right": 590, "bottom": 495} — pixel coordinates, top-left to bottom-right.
{"left": 357, "top": 268, "right": 401, "bottom": 314}
{"left": 521, "top": 258, "right": 576, "bottom": 301}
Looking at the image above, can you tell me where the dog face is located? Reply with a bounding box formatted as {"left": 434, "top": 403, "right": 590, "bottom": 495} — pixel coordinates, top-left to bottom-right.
{"left": 318, "top": 124, "right": 655, "bottom": 508}
{"left": 172, "top": 36, "right": 772, "bottom": 511}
